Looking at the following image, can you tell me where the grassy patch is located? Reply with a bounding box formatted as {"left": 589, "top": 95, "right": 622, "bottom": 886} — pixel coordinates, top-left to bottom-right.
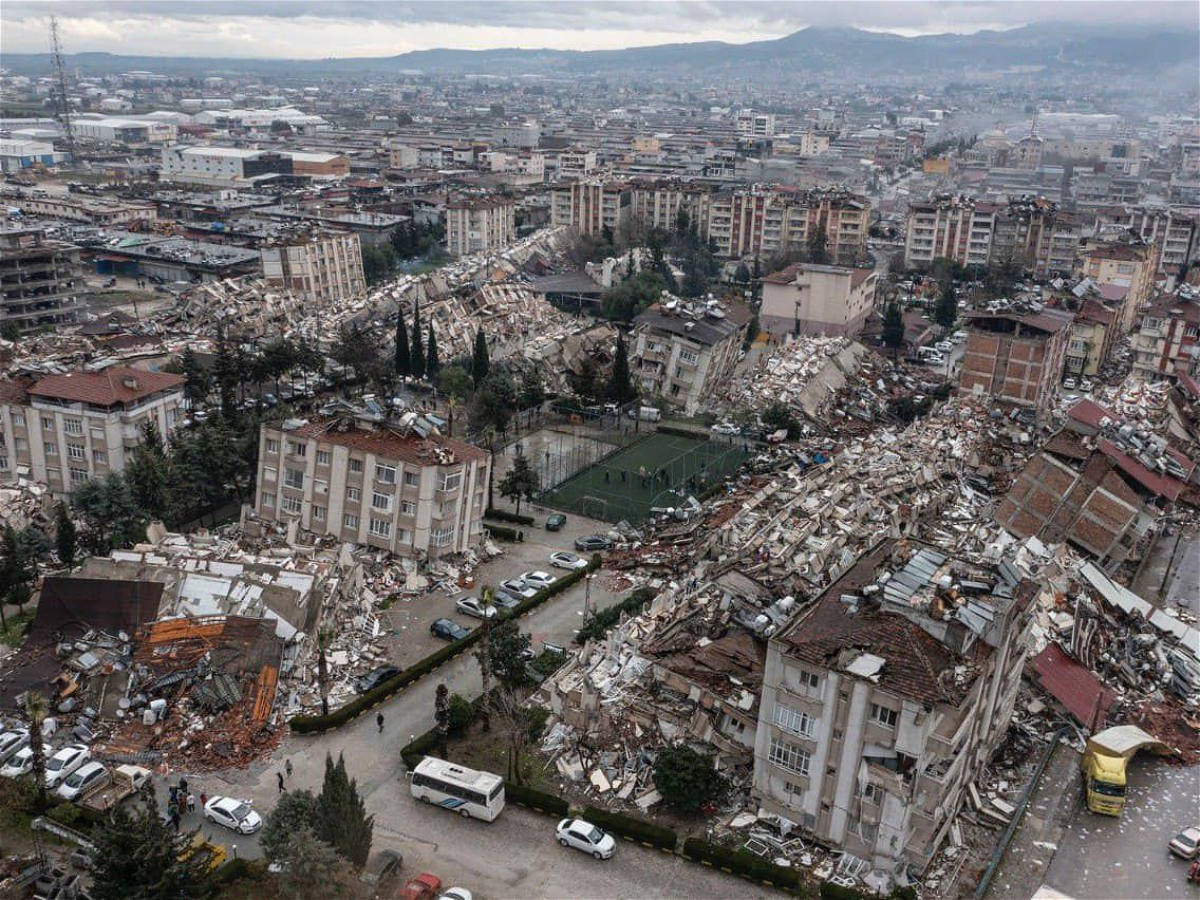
{"left": 0, "top": 609, "right": 35, "bottom": 648}
{"left": 446, "top": 720, "right": 559, "bottom": 795}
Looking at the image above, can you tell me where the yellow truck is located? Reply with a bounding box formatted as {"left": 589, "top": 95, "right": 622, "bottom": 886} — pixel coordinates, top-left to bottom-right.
{"left": 1081, "top": 725, "right": 1169, "bottom": 816}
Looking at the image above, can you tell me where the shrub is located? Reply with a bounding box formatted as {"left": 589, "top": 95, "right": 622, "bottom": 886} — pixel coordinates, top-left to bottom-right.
{"left": 448, "top": 693, "right": 475, "bottom": 734}
{"left": 484, "top": 508, "right": 535, "bottom": 526}
{"left": 209, "top": 857, "right": 266, "bottom": 885}
{"left": 504, "top": 782, "right": 568, "bottom": 817}
{"left": 652, "top": 745, "right": 727, "bottom": 812}
{"left": 46, "top": 802, "right": 82, "bottom": 827}
{"left": 581, "top": 806, "right": 677, "bottom": 850}
{"left": 484, "top": 524, "right": 521, "bottom": 542}
{"left": 682, "top": 837, "right": 801, "bottom": 891}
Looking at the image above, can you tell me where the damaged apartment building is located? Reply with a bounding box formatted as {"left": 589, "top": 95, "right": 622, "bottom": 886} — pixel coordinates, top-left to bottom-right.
{"left": 753, "top": 539, "right": 1034, "bottom": 884}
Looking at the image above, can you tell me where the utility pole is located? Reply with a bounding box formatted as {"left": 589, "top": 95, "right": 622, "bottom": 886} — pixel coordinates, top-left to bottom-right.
{"left": 49, "top": 15, "right": 77, "bottom": 163}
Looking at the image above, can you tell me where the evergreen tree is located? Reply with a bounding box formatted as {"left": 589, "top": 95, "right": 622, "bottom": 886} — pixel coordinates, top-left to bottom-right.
{"left": 807, "top": 223, "right": 829, "bottom": 265}
{"left": 935, "top": 284, "right": 958, "bottom": 330}
{"left": 734, "top": 261, "right": 751, "bottom": 283}
{"left": 435, "top": 683, "right": 450, "bottom": 757}
{"left": 652, "top": 745, "right": 728, "bottom": 812}
{"left": 55, "top": 502, "right": 76, "bottom": 568}
{"left": 316, "top": 753, "right": 374, "bottom": 867}
{"left": 211, "top": 326, "right": 240, "bottom": 420}
{"left": 179, "top": 346, "right": 210, "bottom": 408}
{"left": 426, "top": 323, "right": 440, "bottom": 379}
{"left": 71, "top": 473, "right": 147, "bottom": 555}
{"left": 882, "top": 301, "right": 906, "bottom": 358}
{"left": 395, "top": 312, "right": 411, "bottom": 377}
{"left": 125, "top": 421, "right": 171, "bottom": 523}
{"left": 261, "top": 789, "right": 320, "bottom": 864}
{"left": 471, "top": 329, "right": 490, "bottom": 387}
{"left": 607, "top": 333, "right": 637, "bottom": 405}
{"left": 497, "top": 452, "right": 540, "bottom": 515}
{"left": 488, "top": 619, "right": 532, "bottom": 690}
{"left": 410, "top": 303, "right": 426, "bottom": 379}
{"left": 90, "top": 799, "right": 215, "bottom": 900}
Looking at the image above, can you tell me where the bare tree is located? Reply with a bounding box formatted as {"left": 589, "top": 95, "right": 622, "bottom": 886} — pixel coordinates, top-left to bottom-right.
{"left": 24, "top": 691, "right": 48, "bottom": 807}
{"left": 491, "top": 688, "right": 547, "bottom": 786}
{"left": 473, "top": 587, "right": 495, "bottom": 732}
{"left": 317, "top": 629, "right": 331, "bottom": 717}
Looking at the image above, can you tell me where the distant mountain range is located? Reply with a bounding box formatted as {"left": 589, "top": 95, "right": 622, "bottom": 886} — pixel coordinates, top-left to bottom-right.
{"left": 2, "top": 23, "right": 1195, "bottom": 80}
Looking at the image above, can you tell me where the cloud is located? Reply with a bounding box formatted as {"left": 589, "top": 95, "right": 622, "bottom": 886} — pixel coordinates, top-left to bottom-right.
{"left": 1, "top": 1, "right": 1195, "bottom": 58}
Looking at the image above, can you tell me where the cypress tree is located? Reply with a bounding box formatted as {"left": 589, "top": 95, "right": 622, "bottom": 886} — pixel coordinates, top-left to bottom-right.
{"left": 55, "top": 502, "right": 76, "bottom": 568}
{"left": 316, "top": 752, "right": 374, "bottom": 867}
{"left": 608, "top": 333, "right": 637, "bottom": 405}
{"left": 471, "top": 329, "right": 490, "bottom": 387}
{"left": 410, "top": 303, "right": 426, "bottom": 379}
{"left": 395, "top": 312, "right": 411, "bottom": 377}
{"left": 426, "top": 324, "right": 440, "bottom": 379}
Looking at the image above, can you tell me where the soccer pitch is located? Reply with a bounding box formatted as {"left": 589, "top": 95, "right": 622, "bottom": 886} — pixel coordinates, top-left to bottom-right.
{"left": 540, "top": 431, "right": 747, "bottom": 523}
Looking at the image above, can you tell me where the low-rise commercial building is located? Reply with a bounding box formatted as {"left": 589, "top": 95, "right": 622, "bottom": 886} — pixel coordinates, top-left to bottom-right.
{"left": 161, "top": 145, "right": 295, "bottom": 187}
{"left": 957, "top": 307, "right": 1073, "bottom": 414}
{"left": 261, "top": 231, "right": 365, "bottom": 304}
{"left": 10, "top": 194, "right": 158, "bottom": 226}
{"left": 445, "top": 197, "right": 516, "bottom": 257}
{"left": 0, "top": 226, "right": 84, "bottom": 334}
{"left": 0, "top": 367, "right": 185, "bottom": 494}
{"left": 254, "top": 407, "right": 490, "bottom": 560}
{"left": 761, "top": 263, "right": 877, "bottom": 337}
{"left": 753, "top": 541, "right": 1033, "bottom": 879}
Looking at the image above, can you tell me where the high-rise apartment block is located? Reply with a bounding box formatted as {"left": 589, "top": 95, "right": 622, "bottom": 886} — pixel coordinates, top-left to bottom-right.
{"left": 445, "top": 197, "right": 517, "bottom": 256}
{"left": 261, "top": 232, "right": 365, "bottom": 303}
{"left": 1, "top": 226, "right": 84, "bottom": 334}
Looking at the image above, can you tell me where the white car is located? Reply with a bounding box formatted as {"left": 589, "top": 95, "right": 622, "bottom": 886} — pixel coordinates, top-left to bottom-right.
{"left": 710, "top": 421, "right": 740, "bottom": 436}
{"left": 455, "top": 596, "right": 498, "bottom": 619}
{"left": 922, "top": 353, "right": 945, "bottom": 366}
{"left": 500, "top": 579, "right": 538, "bottom": 600}
{"left": 1169, "top": 825, "right": 1200, "bottom": 859}
{"left": 55, "top": 760, "right": 109, "bottom": 801}
{"left": 1079, "top": 378, "right": 1094, "bottom": 392}
{"left": 556, "top": 818, "right": 616, "bottom": 860}
{"left": 204, "top": 796, "right": 263, "bottom": 834}
{"left": 44, "top": 743, "right": 90, "bottom": 788}
{"left": 935, "top": 341, "right": 954, "bottom": 352}
{"left": 1, "top": 746, "right": 34, "bottom": 778}
{"left": 0, "top": 729, "right": 29, "bottom": 764}
{"left": 1063, "top": 377, "right": 1077, "bottom": 389}
{"left": 439, "top": 890, "right": 474, "bottom": 900}
{"left": 520, "top": 571, "right": 556, "bottom": 590}
{"left": 549, "top": 551, "right": 588, "bottom": 571}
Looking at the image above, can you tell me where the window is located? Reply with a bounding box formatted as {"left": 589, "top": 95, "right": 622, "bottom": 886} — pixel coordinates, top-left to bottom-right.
{"left": 344, "top": 514, "right": 359, "bottom": 529}
{"left": 289, "top": 442, "right": 307, "bottom": 457}
{"left": 42, "top": 417, "right": 53, "bottom": 431}
{"left": 284, "top": 468, "right": 305, "bottom": 489}
{"left": 438, "top": 471, "right": 462, "bottom": 492}
{"left": 316, "top": 450, "right": 331, "bottom": 466}
{"left": 348, "top": 458, "right": 363, "bottom": 473}
{"left": 783, "top": 781, "right": 805, "bottom": 800}
{"left": 312, "top": 505, "right": 326, "bottom": 522}
{"left": 397, "top": 527, "right": 412, "bottom": 543}
{"left": 793, "top": 668, "right": 820, "bottom": 694}
{"left": 401, "top": 500, "right": 416, "bottom": 515}
{"left": 773, "top": 705, "right": 815, "bottom": 738}
{"left": 281, "top": 496, "right": 302, "bottom": 515}
{"left": 431, "top": 525, "right": 455, "bottom": 547}
{"left": 347, "top": 486, "right": 361, "bottom": 502}
{"left": 263, "top": 493, "right": 276, "bottom": 508}
{"left": 15, "top": 438, "right": 27, "bottom": 451}
{"left": 404, "top": 471, "right": 421, "bottom": 487}
{"left": 768, "top": 737, "right": 810, "bottom": 776}
{"left": 375, "top": 464, "right": 396, "bottom": 484}
{"left": 849, "top": 817, "right": 878, "bottom": 842}
{"left": 863, "top": 783, "right": 883, "bottom": 805}
{"left": 45, "top": 442, "right": 57, "bottom": 456}
{"left": 369, "top": 517, "right": 392, "bottom": 538}
{"left": 64, "top": 419, "right": 82, "bottom": 436}
{"left": 67, "top": 444, "right": 86, "bottom": 461}
{"left": 93, "top": 449, "right": 107, "bottom": 465}
{"left": 372, "top": 491, "right": 393, "bottom": 511}
{"left": 0, "top": 457, "right": 7, "bottom": 471}
{"left": 70, "top": 468, "right": 88, "bottom": 484}
{"left": 678, "top": 348, "right": 699, "bottom": 364}
{"left": 870, "top": 703, "right": 898, "bottom": 729}
{"left": 11, "top": 413, "right": 23, "bottom": 426}
{"left": 265, "top": 438, "right": 280, "bottom": 453}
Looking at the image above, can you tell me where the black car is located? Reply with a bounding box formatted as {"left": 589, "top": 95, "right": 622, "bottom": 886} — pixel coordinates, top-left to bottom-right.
{"left": 574, "top": 534, "right": 611, "bottom": 552}
{"left": 430, "top": 618, "right": 471, "bottom": 641}
{"left": 355, "top": 665, "right": 400, "bottom": 694}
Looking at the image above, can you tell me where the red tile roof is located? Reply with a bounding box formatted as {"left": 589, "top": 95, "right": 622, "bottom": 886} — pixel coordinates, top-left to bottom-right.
{"left": 1031, "top": 644, "right": 1114, "bottom": 729}
{"left": 27, "top": 367, "right": 184, "bottom": 407}
{"left": 283, "top": 418, "right": 488, "bottom": 467}
{"left": 1067, "top": 398, "right": 1118, "bottom": 430}
{"left": 1097, "top": 438, "right": 1186, "bottom": 502}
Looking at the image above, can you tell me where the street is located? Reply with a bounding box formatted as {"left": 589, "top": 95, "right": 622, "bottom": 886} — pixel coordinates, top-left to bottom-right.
{"left": 185, "top": 563, "right": 777, "bottom": 898}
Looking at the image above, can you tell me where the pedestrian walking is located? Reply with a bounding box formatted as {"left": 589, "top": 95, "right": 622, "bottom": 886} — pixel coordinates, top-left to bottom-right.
{"left": 169, "top": 786, "right": 178, "bottom": 807}
{"left": 178, "top": 776, "right": 188, "bottom": 797}
{"left": 377, "top": 711, "right": 385, "bottom": 733}
{"left": 277, "top": 771, "right": 285, "bottom": 794}
{"left": 170, "top": 810, "right": 181, "bottom": 832}
{"left": 187, "top": 793, "right": 196, "bottom": 814}
{"left": 285, "top": 759, "right": 293, "bottom": 779}
{"left": 200, "top": 792, "right": 207, "bottom": 810}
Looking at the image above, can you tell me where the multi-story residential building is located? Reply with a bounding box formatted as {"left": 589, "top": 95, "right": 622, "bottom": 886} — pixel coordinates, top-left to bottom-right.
{"left": 630, "top": 301, "right": 752, "bottom": 415}
{"left": 253, "top": 407, "right": 490, "bottom": 560}
{"left": 760, "top": 263, "right": 877, "bottom": 337}
{"left": 1130, "top": 290, "right": 1200, "bottom": 381}
{"left": 753, "top": 540, "right": 1033, "bottom": 878}
{"left": 958, "top": 307, "right": 1073, "bottom": 415}
{"left": 736, "top": 110, "right": 776, "bottom": 138}
{"left": 706, "top": 187, "right": 869, "bottom": 263}
{"left": 0, "top": 367, "right": 186, "bottom": 494}
{"left": 556, "top": 148, "right": 598, "bottom": 178}
{"left": 0, "top": 226, "right": 84, "bottom": 334}
{"left": 549, "top": 179, "right": 631, "bottom": 236}
{"left": 445, "top": 197, "right": 516, "bottom": 257}
{"left": 1080, "top": 241, "right": 1161, "bottom": 332}
{"left": 1064, "top": 299, "right": 1117, "bottom": 378}
{"left": 1087, "top": 207, "right": 1199, "bottom": 274}
{"left": 261, "top": 231, "right": 365, "bottom": 304}
{"left": 629, "top": 182, "right": 712, "bottom": 234}
{"left": 493, "top": 121, "right": 540, "bottom": 148}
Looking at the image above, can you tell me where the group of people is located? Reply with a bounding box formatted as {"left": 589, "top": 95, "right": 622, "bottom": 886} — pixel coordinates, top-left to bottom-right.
{"left": 166, "top": 776, "right": 203, "bottom": 832}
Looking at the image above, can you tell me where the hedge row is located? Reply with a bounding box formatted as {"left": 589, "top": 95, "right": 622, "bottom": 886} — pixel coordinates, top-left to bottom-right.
{"left": 574, "top": 586, "right": 657, "bottom": 645}
{"left": 484, "top": 508, "right": 535, "bottom": 526}
{"left": 485, "top": 524, "right": 523, "bottom": 542}
{"left": 682, "top": 837, "right": 803, "bottom": 892}
{"left": 291, "top": 557, "right": 600, "bottom": 733}
{"left": 582, "top": 805, "right": 677, "bottom": 851}
{"left": 507, "top": 783, "right": 569, "bottom": 817}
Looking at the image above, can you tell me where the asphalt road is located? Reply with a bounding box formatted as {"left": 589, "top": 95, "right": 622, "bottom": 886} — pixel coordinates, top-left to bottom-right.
{"left": 193, "top": 572, "right": 776, "bottom": 898}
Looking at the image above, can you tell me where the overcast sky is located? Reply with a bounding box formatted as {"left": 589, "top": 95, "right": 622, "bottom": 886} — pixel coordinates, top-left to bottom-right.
{"left": 1, "top": 1, "right": 1195, "bottom": 59}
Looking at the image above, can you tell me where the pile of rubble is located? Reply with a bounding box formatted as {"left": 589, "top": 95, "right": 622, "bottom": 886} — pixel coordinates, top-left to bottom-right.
{"left": 720, "top": 336, "right": 867, "bottom": 419}
{"left": 0, "top": 475, "right": 54, "bottom": 533}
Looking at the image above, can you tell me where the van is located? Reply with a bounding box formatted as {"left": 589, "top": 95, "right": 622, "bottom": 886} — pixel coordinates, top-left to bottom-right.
{"left": 627, "top": 406, "right": 661, "bottom": 422}
{"left": 917, "top": 346, "right": 940, "bottom": 359}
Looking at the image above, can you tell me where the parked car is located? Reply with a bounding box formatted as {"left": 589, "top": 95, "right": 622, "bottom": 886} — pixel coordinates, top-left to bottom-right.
{"left": 0, "top": 729, "right": 29, "bottom": 764}
{"left": 555, "top": 818, "right": 616, "bottom": 860}
{"left": 1063, "top": 377, "right": 1078, "bottom": 389}
{"left": 499, "top": 579, "right": 538, "bottom": 600}
{"left": 574, "top": 534, "right": 611, "bottom": 552}
{"left": 430, "top": 618, "right": 471, "bottom": 642}
{"left": 519, "top": 571, "right": 556, "bottom": 590}
{"left": 400, "top": 873, "right": 443, "bottom": 900}
{"left": 360, "top": 849, "right": 403, "bottom": 886}
{"left": 203, "top": 796, "right": 263, "bottom": 834}
{"left": 711, "top": 421, "right": 740, "bottom": 435}
{"left": 455, "top": 596, "right": 498, "bottom": 620}
{"left": 922, "top": 353, "right": 945, "bottom": 366}
{"left": 935, "top": 340, "right": 954, "bottom": 353}
{"left": 355, "top": 665, "right": 401, "bottom": 694}
{"left": 1, "top": 746, "right": 34, "bottom": 778}
{"left": 44, "top": 744, "right": 90, "bottom": 788}
{"left": 545, "top": 514, "right": 567, "bottom": 531}
{"left": 1079, "top": 377, "right": 1094, "bottom": 392}
{"left": 549, "top": 551, "right": 587, "bottom": 571}
{"left": 491, "top": 589, "right": 522, "bottom": 610}
{"left": 439, "top": 889, "right": 474, "bottom": 900}
{"left": 55, "top": 760, "right": 110, "bottom": 802}
{"left": 1170, "top": 826, "right": 1200, "bottom": 859}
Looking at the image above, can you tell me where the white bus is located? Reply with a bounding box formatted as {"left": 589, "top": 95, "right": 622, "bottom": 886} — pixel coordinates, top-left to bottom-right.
{"left": 406, "top": 757, "right": 505, "bottom": 821}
